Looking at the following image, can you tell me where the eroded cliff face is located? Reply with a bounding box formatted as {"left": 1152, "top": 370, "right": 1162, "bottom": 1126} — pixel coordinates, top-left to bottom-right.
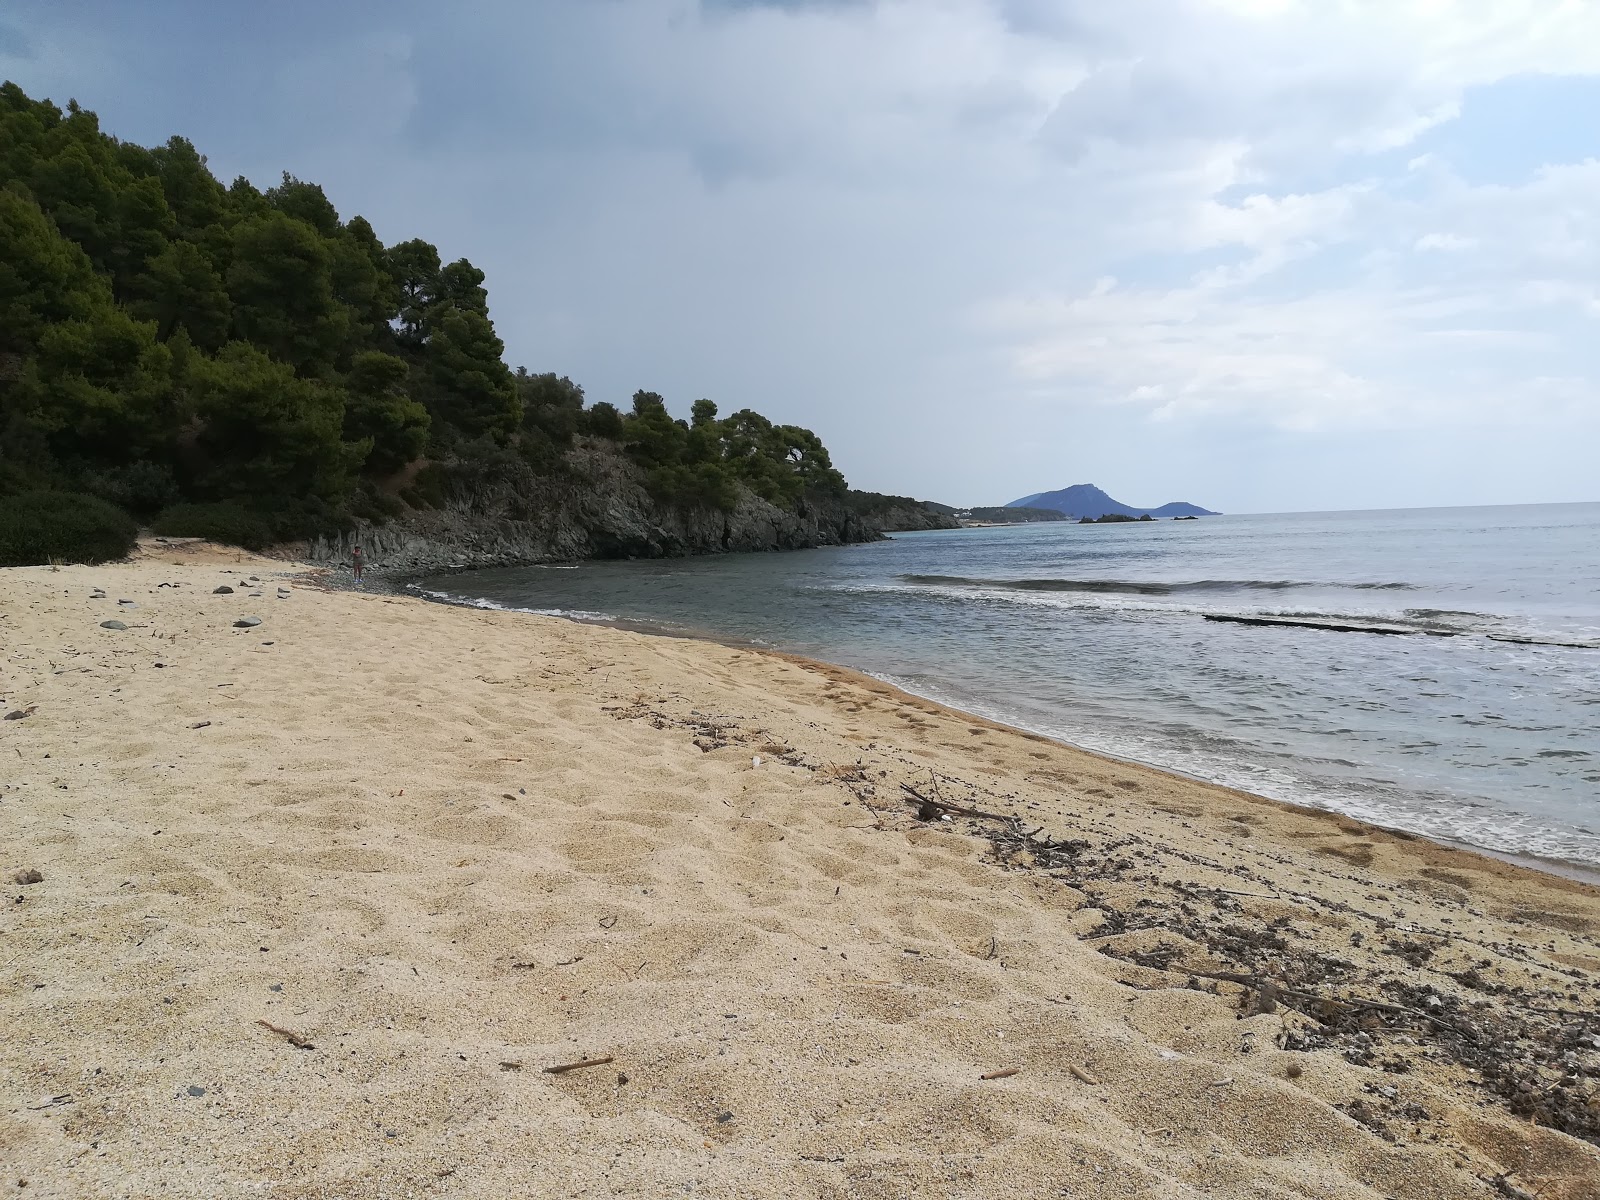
{"left": 299, "top": 446, "right": 953, "bottom": 575}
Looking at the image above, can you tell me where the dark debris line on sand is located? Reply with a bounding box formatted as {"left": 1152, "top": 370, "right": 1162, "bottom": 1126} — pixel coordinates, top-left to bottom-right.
{"left": 970, "top": 797, "right": 1600, "bottom": 1149}
{"left": 601, "top": 694, "right": 1600, "bottom": 1153}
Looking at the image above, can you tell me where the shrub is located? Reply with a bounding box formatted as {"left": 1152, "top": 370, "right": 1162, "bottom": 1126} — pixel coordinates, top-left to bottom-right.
{"left": 152, "top": 501, "right": 274, "bottom": 550}
{"left": 350, "top": 484, "right": 406, "bottom": 525}
{"left": 0, "top": 491, "right": 139, "bottom": 566}
{"left": 583, "top": 401, "right": 624, "bottom": 440}
{"left": 400, "top": 462, "right": 449, "bottom": 510}
{"left": 81, "top": 461, "right": 181, "bottom": 516}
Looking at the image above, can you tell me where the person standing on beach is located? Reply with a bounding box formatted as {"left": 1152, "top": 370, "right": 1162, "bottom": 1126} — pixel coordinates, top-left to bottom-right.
{"left": 351, "top": 544, "right": 364, "bottom": 583}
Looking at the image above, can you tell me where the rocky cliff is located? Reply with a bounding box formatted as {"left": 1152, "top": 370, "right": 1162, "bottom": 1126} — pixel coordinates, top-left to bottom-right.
{"left": 299, "top": 446, "right": 954, "bottom": 576}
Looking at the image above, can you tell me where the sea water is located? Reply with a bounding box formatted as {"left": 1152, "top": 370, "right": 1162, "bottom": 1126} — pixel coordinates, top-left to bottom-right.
{"left": 419, "top": 503, "right": 1600, "bottom": 869}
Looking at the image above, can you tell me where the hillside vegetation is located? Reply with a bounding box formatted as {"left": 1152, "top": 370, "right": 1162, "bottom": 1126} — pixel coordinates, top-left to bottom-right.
{"left": 0, "top": 83, "right": 941, "bottom": 562}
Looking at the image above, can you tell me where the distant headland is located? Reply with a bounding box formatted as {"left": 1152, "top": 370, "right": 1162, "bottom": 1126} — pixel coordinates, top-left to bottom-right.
{"left": 1007, "top": 484, "right": 1218, "bottom": 521}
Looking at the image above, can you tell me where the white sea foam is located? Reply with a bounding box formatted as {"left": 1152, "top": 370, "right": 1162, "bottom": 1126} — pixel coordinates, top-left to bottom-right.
{"left": 866, "top": 669, "right": 1600, "bottom": 867}
{"left": 408, "top": 586, "right": 614, "bottom": 624}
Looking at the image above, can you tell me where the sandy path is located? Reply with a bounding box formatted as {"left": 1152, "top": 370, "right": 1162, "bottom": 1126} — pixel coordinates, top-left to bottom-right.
{"left": 2, "top": 544, "right": 1597, "bottom": 1199}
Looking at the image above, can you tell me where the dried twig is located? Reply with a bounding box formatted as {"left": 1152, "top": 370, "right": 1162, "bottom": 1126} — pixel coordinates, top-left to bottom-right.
{"left": 980, "top": 1067, "right": 1020, "bottom": 1080}
{"left": 900, "top": 783, "right": 1011, "bottom": 823}
{"left": 543, "top": 1055, "right": 614, "bottom": 1075}
{"left": 256, "top": 1018, "right": 314, "bottom": 1050}
{"left": 1179, "top": 966, "right": 1470, "bottom": 1036}
{"left": 1069, "top": 1064, "right": 1102, "bottom": 1085}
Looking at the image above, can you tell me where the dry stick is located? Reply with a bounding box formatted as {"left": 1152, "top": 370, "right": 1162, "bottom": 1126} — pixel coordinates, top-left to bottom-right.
{"left": 256, "top": 1019, "right": 315, "bottom": 1050}
{"left": 900, "top": 783, "right": 1011, "bottom": 823}
{"left": 1069, "top": 1064, "right": 1102, "bottom": 1085}
{"left": 543, "top": 1055, "right": 615, "bottom": 1075}
{"left": 980, "top": 1067, "right": 1020, "bottom": 1080}
{"left": 1180, "top": 967, "right": 1468, "bottom": 1036}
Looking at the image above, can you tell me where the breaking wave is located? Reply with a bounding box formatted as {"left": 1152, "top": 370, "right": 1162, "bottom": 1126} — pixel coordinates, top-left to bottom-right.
{"left": 897, "top": 574, "right": 1417, "bottom": 595}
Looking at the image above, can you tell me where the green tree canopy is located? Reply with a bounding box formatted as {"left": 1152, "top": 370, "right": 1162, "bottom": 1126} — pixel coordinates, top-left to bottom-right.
{"left": 227, "top": 211, "right": 349, "bottom": 374}
{"left": 344, "top": 351, "right": 429, "bottom": 474}
{"left": 0, "top": 82, "right": 861, "bottom": 545}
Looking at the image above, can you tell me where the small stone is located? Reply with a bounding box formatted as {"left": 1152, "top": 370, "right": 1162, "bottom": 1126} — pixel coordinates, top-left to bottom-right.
{"left": 186, "top": 1085, "right": 206, "bottom": 1098}
{"left": 13, "top": 869, "right": 43, "bottom": 885}
{"left": 213, "top": 586, "right": 234, "bottom": 594}
{"left": 100, "top": 620, "right": 127, "bottom": 631}
{"left": 233, "top": 617, "right": 262, "bottom": 628}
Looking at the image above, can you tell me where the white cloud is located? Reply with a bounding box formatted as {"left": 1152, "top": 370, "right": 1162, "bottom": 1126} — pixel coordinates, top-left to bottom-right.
{"left": 1415, "top": 232, "right": 1477, "bottom": 252}
{"left": 5, "top": 0, "right": 1599, "bottom": 506}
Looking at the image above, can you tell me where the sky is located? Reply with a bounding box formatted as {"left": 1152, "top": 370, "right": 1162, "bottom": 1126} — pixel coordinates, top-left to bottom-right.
{"left": 3, "top": 0, "right": 1598, "bottom": 513}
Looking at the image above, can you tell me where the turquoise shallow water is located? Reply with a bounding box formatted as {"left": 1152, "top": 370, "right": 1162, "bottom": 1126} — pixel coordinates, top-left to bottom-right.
{"left": 420, "top": 503, "right": 1600, "bottom": 868}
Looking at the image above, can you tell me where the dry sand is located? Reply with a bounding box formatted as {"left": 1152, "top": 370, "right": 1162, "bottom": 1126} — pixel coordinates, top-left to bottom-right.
{"left": 2, "top": 542, "right": 1598, "bottom": 1200}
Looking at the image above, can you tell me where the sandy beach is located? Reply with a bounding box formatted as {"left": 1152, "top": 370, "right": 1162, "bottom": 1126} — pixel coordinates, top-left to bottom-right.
{"left": 2, "top": 543, "right": 1597, "bottom": 1200}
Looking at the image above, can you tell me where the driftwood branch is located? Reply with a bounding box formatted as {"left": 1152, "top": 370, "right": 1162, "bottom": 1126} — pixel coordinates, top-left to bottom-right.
{"left": 1179, "top": 967, "right": 1471, "bottom": 1036}
{"left": 900, "top": 783, "right": 1012, "bottom": 823}
{"left": 543, "top": 1055, "right": 615, "bottom": 1075}
{"left": 256, "top": 1018, "right": 315, "bottom": 1050}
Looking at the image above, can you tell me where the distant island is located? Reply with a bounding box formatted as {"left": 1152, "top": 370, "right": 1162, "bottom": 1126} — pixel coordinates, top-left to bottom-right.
{"left": 1008, "top": 483, "right": 1218, "bottom": 520}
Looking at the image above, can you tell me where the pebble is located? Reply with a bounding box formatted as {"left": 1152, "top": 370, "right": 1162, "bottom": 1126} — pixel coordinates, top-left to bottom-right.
{"left": 234, "top": 617, "right": 262, "bottom": 628}
{"left": 13, "top": 869, "right": 43, "bottom": 885}
{"left": 213, "top": 586, "right": 234, "bottom": 594}
{"left": 100, "top": 620, "right": 127, "bottom": 631}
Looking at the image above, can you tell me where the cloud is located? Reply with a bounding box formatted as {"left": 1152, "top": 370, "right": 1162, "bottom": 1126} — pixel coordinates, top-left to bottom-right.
{"left": 3, "top": 0, "right": 1598, "bottom": 508}
{"left": 0, "top": 21, "right": 33, "bottom": 59}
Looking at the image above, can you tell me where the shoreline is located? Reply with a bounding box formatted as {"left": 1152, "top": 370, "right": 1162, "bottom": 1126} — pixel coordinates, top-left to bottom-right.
{"left": 5, "top": 544, "right": 1598, "bottom": 1198}
{"left": 398, "top": 568, "right": 1600, "bottom": 888}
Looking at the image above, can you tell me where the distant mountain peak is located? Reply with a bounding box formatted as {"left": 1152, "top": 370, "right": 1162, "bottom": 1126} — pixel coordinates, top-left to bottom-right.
{"left": 1005, "top": 483, "right": 1218, "bottom": 519}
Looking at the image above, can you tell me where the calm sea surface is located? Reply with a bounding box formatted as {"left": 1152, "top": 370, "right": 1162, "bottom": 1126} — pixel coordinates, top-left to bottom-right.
{"left": 419, "top": 504, "right": 1600, "bottom": 868}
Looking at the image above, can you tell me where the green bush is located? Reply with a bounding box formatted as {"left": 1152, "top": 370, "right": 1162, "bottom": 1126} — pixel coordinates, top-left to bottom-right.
{"left": 152, "top": 501, "right": 274, "bottom": 551}
{"left": 0, "top": 491, "right": 139, "bottom": 566}
{"left": 399, "top": 462, "right": 449, "bottom": 510}
{"left": 350, "top": 484, "right": 407, "bottom": 525}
